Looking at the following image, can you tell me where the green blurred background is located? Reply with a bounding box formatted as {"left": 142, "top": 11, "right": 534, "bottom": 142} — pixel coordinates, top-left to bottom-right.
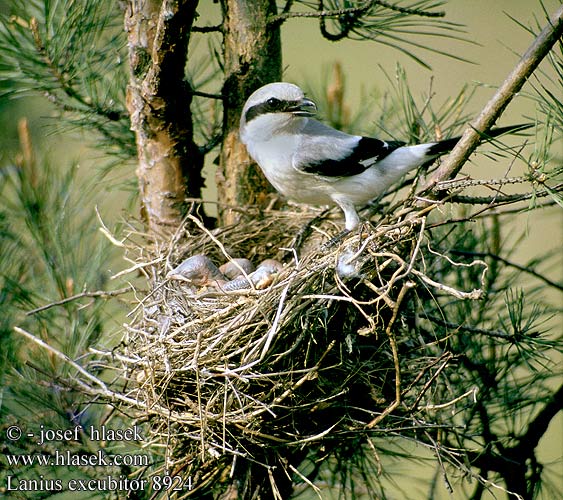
{"left": 0, "top": 0, "right": 560, "bottom": 498}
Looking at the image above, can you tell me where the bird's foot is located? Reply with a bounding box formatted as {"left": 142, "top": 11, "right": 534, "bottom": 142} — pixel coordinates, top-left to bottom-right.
{"left": 322, "top": 229, "right": 351, "bottom": 250}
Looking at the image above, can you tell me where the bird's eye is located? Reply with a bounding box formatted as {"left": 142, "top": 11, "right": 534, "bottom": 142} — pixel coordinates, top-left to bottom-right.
{"left": 267, "top": 97, "right": 281, "bottom": 107}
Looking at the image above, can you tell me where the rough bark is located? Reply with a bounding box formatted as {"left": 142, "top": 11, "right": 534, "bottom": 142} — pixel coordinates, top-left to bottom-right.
{"left": 124, "top": 0, "right": 205, "bottom": 240}
{"left": 217, "top": 0, "right": 282, "bottom": 226}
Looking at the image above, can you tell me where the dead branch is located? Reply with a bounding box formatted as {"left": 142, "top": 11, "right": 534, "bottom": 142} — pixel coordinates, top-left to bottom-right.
{"left": 421, "top": 5, "right": 563, "bottom": 190}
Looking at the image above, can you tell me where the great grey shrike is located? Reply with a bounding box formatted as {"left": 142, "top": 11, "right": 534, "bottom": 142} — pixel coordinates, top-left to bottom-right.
{"left": 239, "top": 82, "right": 529, "bottom": 231}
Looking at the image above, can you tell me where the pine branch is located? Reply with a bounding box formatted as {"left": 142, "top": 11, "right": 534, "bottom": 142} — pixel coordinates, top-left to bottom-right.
{"left": 364, "top": 0, "right": 445, "bottom": 18}
{"left": 422, "top": 5, "right": 563, "bottom": 190}
{"left": 513, "top": 384, "right": 563, "bottom": 454}
{"left": 26, "top": 286, "right": 132, "bottom": 316}
{"left": 268, "top": 0, "right": 465, "bottom": 67}
{"left": 0, "top": 1, "right": 134, "bottom": 158}
{"left": 192, "top": 24, "right": 223, "bottom": 33}
{"left": 28, "top": 17, "right": 125, "bottom": 123}
{"left": 464, "top": 385, "right": 563, "bottom": 499}
{"left": 446, "top": 182, "right": 563, "bottom": 206}
{"left": 416, "top": 314, "right": 513, "bottom": 340}
{"left": 269, "top": 0, "right": 445, "bottom": 25}
{"left": 191, "top": 89, "right": 223, "bottom": 100}
{"left": 269, "top": 1, "right": 372, "bottom": 24}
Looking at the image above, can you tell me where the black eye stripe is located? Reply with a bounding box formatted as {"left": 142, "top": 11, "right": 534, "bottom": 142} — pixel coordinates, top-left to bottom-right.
{"left": 244, "top": 98, "right": 300, "bottom": 123}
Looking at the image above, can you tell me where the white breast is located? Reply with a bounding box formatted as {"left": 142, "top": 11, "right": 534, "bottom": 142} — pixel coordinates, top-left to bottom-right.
{"left": 241, "top": 116, "right": 336, "bottom": 205}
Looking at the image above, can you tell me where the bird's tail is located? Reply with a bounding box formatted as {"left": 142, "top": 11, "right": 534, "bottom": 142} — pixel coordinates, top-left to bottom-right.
{"left": 426, "top": 123, "right": 533, "bottom": 156}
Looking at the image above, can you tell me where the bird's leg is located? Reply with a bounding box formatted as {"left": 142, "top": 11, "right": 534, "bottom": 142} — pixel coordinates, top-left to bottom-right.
{"left": 339, "top": 200, "right": 360, "bottom": 232}
{"left": 320, "top": 198, "right": 360, "bottom": 249}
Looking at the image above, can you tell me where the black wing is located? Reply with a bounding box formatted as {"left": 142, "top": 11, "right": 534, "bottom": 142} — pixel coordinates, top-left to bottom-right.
{"left": 300, "top": 137, "right": 406, "bottom": 177}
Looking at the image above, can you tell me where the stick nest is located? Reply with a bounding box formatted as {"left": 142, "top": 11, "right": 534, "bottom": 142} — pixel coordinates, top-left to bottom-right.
{"left": 119, "top": 206, "right": 485, "bottom": 494}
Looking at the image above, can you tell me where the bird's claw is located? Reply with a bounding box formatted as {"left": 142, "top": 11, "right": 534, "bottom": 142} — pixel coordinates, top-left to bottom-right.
{"left": 322, "top": 229, "right": 351, "bottom": 250}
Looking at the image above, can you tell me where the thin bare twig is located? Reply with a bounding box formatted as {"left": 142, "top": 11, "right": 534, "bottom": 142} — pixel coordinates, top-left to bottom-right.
{"left": 26, "top": 287, "right": 132, "bottom": 315}
{"left": 269, "top": 0, "right": 444, "bottom": 25}
{"left": 367, "top": 281, "right": 414, "bottom": 428}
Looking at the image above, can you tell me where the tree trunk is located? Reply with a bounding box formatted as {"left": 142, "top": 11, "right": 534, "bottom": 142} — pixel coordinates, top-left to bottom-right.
{"left": 217, "top": 0, "right": 282, "bottom": 226}
{"left": 124, "top": 0, "right": 205, "bottom": 240}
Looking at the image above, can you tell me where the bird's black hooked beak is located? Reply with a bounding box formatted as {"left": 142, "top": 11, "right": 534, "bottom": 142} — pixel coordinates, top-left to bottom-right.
{"left": 287, "top": 97, "right": 317, "bottom": 117}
